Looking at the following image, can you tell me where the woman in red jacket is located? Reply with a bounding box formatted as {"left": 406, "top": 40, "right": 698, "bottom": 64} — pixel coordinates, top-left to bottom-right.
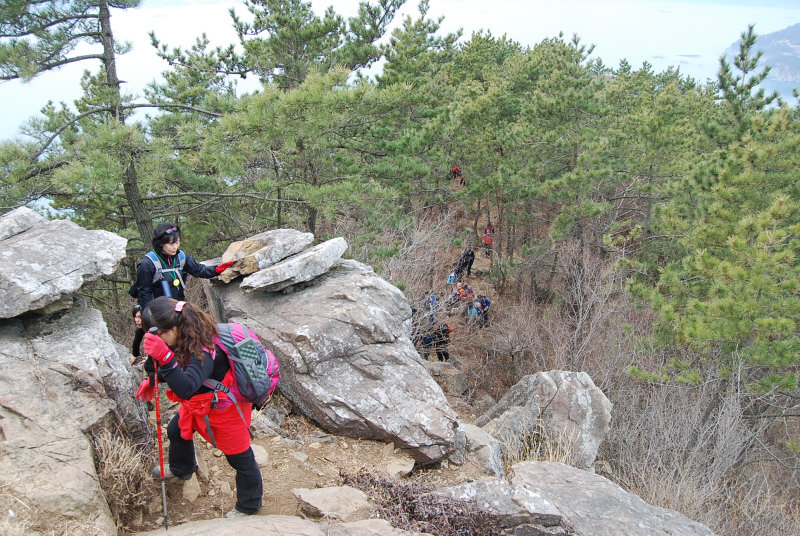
{"left": 135, "top": 297, "right": 262, "bottom": 518}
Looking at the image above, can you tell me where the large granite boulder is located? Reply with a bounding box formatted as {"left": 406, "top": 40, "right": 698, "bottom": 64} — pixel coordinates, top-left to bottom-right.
{"left": 476, "top": 370, "right": 612, "bottom": 470}
{"left": 433, "top": 461, "right": 717, "bottom": 535}
{"left": 0, "top": 301, "right": 148, "bottom": 534}
{"left": 205, "top": 258, "right": 458, "bottom": 464}
{"left": 0, "top": 207, "right": 127, "bottom": 318}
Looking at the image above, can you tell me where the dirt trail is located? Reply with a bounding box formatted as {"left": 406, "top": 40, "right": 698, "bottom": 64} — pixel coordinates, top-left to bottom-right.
{"left": 127, "top": 399, "right": 484, "bottom": 533}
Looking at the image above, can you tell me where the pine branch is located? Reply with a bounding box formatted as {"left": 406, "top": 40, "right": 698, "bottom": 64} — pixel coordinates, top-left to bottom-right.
{"left": 33, "top": 102, "right": 223, "bottom": 159}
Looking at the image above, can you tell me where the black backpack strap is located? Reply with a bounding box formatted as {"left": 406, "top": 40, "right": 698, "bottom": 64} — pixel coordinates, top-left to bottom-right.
{"left": 203, "top": 415, "right": 218, "bottom": 449}
{"left": 202, "top": 379, "right": 253, "bottom": 440}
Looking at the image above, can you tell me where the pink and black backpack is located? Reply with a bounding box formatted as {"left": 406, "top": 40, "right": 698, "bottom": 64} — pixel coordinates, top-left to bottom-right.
{"left": 204, "top": 323, "right": 280, "bottom": 406}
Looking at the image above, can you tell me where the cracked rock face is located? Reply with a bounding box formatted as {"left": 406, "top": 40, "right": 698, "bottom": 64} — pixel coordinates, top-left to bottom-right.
{"left": 0, "top": 303, "right": 147, "bottom": 534}
{"left": 0, "top": 207, "right": 127, "bottom": 319}
{"left": 476, "top": 370, "right": 612, "bottom": 470}
{"left": 206, "top": 258, "right": 458, "bottom": 464}
{"left": 432, "top": 461, "right": 718, "bottom": 536}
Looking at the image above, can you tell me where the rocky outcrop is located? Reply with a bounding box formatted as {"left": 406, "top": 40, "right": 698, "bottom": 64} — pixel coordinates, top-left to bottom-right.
{"left": 0, "top": 212, "right": 714, "bottom": 535}
{"left": 0, "top": 301, "right": 147, "bottom": 534}
{"left": 218, "top": 229, "right": 314, "bottom": 283}
{"left": 240, "top": 237, "right": 348, "bottom": 292}
{"left": 434, "top": 461, "right": 718, "bottom": 536}
{"left": 206, "top": 258, "right": 458, "bottom": 464}
{"left": 0, "top": 206, "right": 127, "bottom": 318}
{"left": 476, "top": 370, "right": 612, "bottom": 470}
{"left": 292, "top": 486, "right": 373, "bottom": 522}
{"left": 424, "top": 360, "right": 468, "bottom": 396}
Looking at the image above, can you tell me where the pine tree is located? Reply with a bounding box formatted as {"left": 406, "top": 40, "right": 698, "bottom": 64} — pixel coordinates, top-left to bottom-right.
{"left": 230, "top": 0, "right": 404, "bottom": 88}
{"left": 0, "top": 0, "right": 153, "bottom": 243}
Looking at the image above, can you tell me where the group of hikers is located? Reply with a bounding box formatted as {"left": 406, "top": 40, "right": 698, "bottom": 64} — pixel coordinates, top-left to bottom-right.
{"left": 128, "top": 223, "right": 260, "bottom": 519}
{"left": 127, "top": 220, "right": 496, "bottom": 520}
{"left": 412, "top": 232, "right": 495, "bottom": 362}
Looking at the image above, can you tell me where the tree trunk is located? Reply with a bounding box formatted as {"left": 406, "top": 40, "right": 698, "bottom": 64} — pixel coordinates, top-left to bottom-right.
{"left": 98, "top": 0, "right": 152, "bottom": 245}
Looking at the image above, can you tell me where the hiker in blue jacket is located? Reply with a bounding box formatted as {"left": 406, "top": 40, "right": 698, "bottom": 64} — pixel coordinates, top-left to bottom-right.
{"left": 477, "top": 294, "right": 491, "bottom": 327}
{"left": 132, "top": 222, "right": 233, "bottom": 312}
{"left": 465, "top": 300, "right": 480, "bottom": 325}
{"left": 421, "top": 291, "right": 439, "bottom": 325}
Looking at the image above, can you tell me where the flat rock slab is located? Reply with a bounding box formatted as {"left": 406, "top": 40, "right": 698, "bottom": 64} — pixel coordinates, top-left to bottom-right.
{"left": 135, "top": 514, "right": 429, "bottom": 535}
{"left": 0, "top": 207, "right": 126, "bottom": 318}
{"left": 292, "top": 485, "right": 373, "bottom": 522}
{"left": 241, "top": 237, "right": 347, "bottom": 292}
{"left": 510, "top": 462, "right": 718, "bottom": 536}
{"left": 219, "top": 229, "right": 314, "bottom": 283}
{"left": 432, "top": 476, "right": 563, "bottom": 532}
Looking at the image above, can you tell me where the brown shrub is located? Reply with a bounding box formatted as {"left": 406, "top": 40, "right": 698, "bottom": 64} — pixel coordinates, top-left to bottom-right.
{"left": 340, "top": 469, "right": 504, "bottom": 536}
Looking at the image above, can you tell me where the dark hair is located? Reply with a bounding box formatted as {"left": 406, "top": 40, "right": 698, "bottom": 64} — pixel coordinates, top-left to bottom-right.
{"left": 151, "top": 222, "right": 181, "bottom": 251}
{"left": 132, "top": 304, "right": 142, "bottom": 318}
{"left": 141, "top": 297, "right": 217, "bottom": 367}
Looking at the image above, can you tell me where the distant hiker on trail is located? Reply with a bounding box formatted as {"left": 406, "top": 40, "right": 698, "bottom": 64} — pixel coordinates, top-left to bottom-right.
{"left": 131, "top": 222, "right": 233, "bottom": 312}
{"left": 453, "top": 246, "right": 475, "bottom": 281}
{"left": 129, "top": 304, "right": 145, "bottom": 366}
{"left": 449, "top": 164, "right": 462, "bottom": 184}
{"left": 421, "top": 291, "right": 439, "bottom": 325}
{"left": 456, "top": 283, "right": 475, "bottom": 304}
{"left": 483, "top": 224, "right": 494, "bottom": 257}
{"left": 477, "top": 294, "right": 491, "bottom": 327}
{"left": 431, "top": 323, "right": 452, "bottom": 362}
{"left": 465, "top": 300, "right": 480, "bottom": 325}
{"left": 135, "top": 297, "right": 262, "bottom": 518}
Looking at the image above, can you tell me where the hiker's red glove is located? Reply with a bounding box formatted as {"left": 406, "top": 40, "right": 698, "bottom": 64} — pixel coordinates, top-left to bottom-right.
{"left": 135, "top": 379, "right": 155, "bottom": 401}
{"left": 215, "top": 261, "right": 234, "bottom": 274}
{"left": 143, "top": 332, "right": 175, "bottom": 365}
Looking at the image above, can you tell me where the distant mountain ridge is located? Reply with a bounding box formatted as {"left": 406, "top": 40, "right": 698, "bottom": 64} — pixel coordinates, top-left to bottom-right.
{"left": 725, "top": 23, "right": 800, "bottom": 99}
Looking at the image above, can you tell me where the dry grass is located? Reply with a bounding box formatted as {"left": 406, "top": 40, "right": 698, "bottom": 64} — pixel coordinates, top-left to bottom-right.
{"left": 340, "top": 469, "right": 504, "bottom": 536}
{"left": 0, "top": 484, "right": 35, "bottom": 536}
{"left": 603, "top": 376, "right": 800, "bottom": 536}
{"left": 93, "top": 428, "right": 155, "bottom": 528}
{"left": 0, "top": 482, "right": 110, "bottom": 536}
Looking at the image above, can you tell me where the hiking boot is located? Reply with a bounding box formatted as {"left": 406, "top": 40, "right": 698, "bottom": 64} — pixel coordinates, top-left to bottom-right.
{"left": 152, "top": 466, "right": 191, "bottom": 483}
{"left": 223, "top": 508, "right": 253, "bottom": 518}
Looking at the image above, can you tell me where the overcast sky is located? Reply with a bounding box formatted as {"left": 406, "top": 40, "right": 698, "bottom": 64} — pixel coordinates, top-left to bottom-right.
{"left": 1, "top": 0, "right": 798, "bottom": 140}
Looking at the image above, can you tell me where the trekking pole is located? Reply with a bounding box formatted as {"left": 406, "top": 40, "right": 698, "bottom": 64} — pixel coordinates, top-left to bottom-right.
{"left": 153, "top": 361, "right": 169, "bottom": 530}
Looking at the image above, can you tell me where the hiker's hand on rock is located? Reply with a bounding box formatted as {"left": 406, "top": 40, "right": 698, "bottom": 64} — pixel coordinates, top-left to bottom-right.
{"left": 135, "top": 378, "right": 155, "bottom": 401}
{"left": 215, "top": 261, "right": 234, "bottom": 274}
{"left": 143, "top": 332, "right": 175, "bottom": 365}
